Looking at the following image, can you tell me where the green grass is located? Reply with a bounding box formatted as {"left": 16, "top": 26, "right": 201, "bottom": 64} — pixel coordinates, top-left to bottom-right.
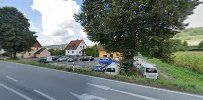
{"left": 173, "top": 51, "right": 203, "bottom": 73}
{"left": 148, "top": 58, "right": 203, "bottom": 94}
{"left": 1, "top": 59, "right": 203, "bottom": 95}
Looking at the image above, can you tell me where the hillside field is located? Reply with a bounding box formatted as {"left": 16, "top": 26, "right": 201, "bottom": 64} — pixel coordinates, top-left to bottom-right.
{"left": 174, "top": 27, "right": 203, "bottom": 46}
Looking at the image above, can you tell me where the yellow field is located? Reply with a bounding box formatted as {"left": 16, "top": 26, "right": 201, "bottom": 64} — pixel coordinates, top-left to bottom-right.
{"left": 173, "top": 51, "right": 203, "bottom": 73}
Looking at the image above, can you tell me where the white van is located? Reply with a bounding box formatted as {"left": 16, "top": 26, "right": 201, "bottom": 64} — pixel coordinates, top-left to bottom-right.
{"left": 105, "top": 62, "right": 120, "bottom": 75}
{"left": 140, "top": 63, "right": 158, "bottom": 79}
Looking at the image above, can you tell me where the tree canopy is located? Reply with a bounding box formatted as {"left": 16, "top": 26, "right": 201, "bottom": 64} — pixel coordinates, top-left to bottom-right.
{"left": 0, "top": 7, "right": 36, "bottom": 58}
{"left": 76, "top": 0, "right": 200, "bottom": 60}
{"left": 84, "top": 45, "right": 99, "bottom": 57}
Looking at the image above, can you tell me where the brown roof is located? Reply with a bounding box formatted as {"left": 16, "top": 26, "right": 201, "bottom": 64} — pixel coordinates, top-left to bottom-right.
{"left": 33, "top": 40, "right": 42, "bottom": 48}
{"left": 34, "top": 48, "right": 46, "bottom": 54}
{"left": 65, "top": 40, "right": 83, "bottom": 50}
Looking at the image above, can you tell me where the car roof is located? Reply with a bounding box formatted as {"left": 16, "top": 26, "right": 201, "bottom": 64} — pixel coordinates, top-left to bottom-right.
{"left": 141, "top": 63, "right": 156, "bottom": 68}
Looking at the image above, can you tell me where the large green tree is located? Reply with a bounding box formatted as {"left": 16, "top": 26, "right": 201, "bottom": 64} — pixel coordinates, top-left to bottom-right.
{"left": 76, "top": 0, "right": 200, "bottom": 60}
{"left": 0, "top": 7, "right": 36, "bottom": 58}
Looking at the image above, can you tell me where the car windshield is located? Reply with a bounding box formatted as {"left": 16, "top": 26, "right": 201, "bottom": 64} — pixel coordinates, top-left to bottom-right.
{"left": 106, "top": 68, "right": 115, "bottom": 72}
{"left": 146, "top": 68, "right": 157, "bottom": 73}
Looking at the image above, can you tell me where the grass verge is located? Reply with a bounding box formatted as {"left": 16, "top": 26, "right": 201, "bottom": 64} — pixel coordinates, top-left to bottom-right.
{"left": 1, "top": 59, "right": 203, "bottom": 95}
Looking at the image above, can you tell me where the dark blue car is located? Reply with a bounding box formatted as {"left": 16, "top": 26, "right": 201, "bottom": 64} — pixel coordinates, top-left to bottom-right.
{"left": 98, "top": 57, "right": 114, "bottom": 65}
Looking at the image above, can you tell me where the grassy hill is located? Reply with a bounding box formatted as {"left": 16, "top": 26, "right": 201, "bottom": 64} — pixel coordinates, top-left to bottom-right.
{"left": 174, "top": 27, "right": 203, "bottom": 46}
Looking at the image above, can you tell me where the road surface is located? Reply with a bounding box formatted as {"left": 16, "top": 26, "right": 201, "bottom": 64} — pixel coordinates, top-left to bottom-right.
{"left": 0, "top": 61, "right": 202, "bottom": 100}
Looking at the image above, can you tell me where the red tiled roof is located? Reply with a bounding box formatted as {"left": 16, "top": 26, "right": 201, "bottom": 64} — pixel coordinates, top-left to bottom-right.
{"left": 33, "top": 40, "right": 42, "bottom": 48}
{"left": 65, "top": 40, "right": 83, "bottom": 50}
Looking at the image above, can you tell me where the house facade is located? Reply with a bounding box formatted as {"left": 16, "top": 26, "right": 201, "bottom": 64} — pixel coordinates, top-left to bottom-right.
{"left": 16, "top": 40, "right": 51, "bottom": 58}
{"left": 65, "top": 40, "right": 87, "bottom": 56}
{"left": 98, "top": 45, "right": 122, "bottom": 61}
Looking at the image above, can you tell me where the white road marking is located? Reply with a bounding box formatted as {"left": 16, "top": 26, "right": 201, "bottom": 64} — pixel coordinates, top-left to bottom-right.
{"left": 6, "top": 62, "right": 203, "bottom": 99}
{"left": 6, "top": 76, "right": 18, "bottom": 82}
{"left": 70, "top": 92, "right": 107, "bottom": 100}
{"left": 0, "top": 82, "right": 32, "bottom": 100}
{"left": 34, "top": 90, "right": 56, "bottom": 100}
{"left": 88, "top": 83, "right": 159, "bottom": 100}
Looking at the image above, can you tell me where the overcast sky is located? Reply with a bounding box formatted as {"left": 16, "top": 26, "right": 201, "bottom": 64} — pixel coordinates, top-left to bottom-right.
{"left": 0, "top": 0, "right": 203, "bottom": 46}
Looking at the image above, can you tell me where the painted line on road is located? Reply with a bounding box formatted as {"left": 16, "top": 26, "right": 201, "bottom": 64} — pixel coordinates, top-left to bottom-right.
{"left": 6, "top": 62, "right": 203, "bottom": 99}
{"left": 6, "top": 76, "right": 18, "bottom": 82}
{"left": 0, "top": 82, "right": 32, "bottom": 100}
{"left": 88, "top": 83, "right": 159, "bottom": 100}
{"left": 34, "top": 90, "right": 56, "bottom": 100}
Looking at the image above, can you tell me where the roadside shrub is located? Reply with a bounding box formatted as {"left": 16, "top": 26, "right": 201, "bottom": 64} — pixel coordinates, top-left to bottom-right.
{"left": 120, "top": 59, "right": 140, "bottom": 76}
{"left": 198, "top": 41, "right": 203, "bottom": 49}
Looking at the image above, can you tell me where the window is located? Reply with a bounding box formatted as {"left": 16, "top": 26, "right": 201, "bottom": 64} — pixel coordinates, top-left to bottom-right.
{"left": 72, "top": 51, "right": 74, "bottom": 53}
{"left": 28, "top": 53, "right": 31, "bottom": 56}
{"left": 80, "top": 46, "right": 82, "bottom": 48}
{"left": 106, "top": 68, "right": 115, "bottom": 72}
{"left": 83, "top": 46, "right": 84, "bottom": 48}
{"left": 79, "top": 51, "right": 81, "bottom": 53}
{"left": 146, "top": 68, "right": 157, "bottom": 73}
{"left": 68, "top": 51, "right": 69, "bottom": 53}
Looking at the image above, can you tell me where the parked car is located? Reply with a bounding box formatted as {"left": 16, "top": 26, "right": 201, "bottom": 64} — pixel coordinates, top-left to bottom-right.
{"left": 91, "top": 64, "right": 106, "bottom": 72}
{"left": 57, "top": 56, "right": 68, "bottom": 62}
{"left": 38, "top": 56, "right": 52, "bottom": 63}
{"left": 139, "top": 63, "right": 159, "bottom": 80}
{"left": 133, "top": 57, "right": 145, "bottom": 68}
{"left": 51, "top": 55, "right": 61, "bottom": 61}
{"left": 98, "top": 57, "right": 114, "bottom": 65}
{"left": 104, "top": 62, "right": 120, "bottom": 75}
{"left": 79, "top": 56, "right": 94, "bottom": 61}
{"left": 67, "top": 57, "right": 77, "bottom": 62}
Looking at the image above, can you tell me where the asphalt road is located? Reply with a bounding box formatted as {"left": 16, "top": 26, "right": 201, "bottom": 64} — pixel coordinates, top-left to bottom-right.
{"left": 0, "top": 61, "right": 202, "bottom": 100}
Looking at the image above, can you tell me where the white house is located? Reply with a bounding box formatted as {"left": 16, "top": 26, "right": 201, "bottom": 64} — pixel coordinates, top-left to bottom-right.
{"left": 65, "top": 40, "right": 87, "bottom": 56}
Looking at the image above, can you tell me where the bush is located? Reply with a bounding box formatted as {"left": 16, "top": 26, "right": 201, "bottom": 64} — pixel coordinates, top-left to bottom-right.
{"left": 198, "top": 41, "right": 203, "bottom": 49}
{"left": 119, "top": 59, "right": 139, "bottom": 76}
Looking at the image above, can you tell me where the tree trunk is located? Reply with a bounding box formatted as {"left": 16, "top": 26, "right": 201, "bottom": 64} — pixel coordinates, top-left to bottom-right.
{"left": 131, "top": 29, "right": 138, "bottom": 57}
{"left": 13, "top": 52, "right": 17, "bottom": 59}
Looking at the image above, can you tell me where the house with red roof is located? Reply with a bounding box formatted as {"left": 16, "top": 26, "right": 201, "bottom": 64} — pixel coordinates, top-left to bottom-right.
{"left": 65, "top": 39, "right": 87, "bottom": 56}
{"left": 16, "top": 40, "right": 51, "bottom": 58}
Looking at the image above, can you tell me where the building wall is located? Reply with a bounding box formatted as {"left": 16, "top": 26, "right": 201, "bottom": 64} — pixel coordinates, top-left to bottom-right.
{"left": 99, "top": 50, "right": 122, "bottom": 60}
{"left": 65, "top": 41, "right": 87, "bottom": 56}
{"left": 99, "top": 50, "right": 110, "bottom": 58}
{"left": 35, "top": 49, "right": 51, "bottom": 58}
{"left": 16, "top": 47, "right": 40, "bottom": 58}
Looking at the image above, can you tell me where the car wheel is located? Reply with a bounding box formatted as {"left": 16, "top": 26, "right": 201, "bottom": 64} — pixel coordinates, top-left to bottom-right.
{"left": 156, "top": 76, "right": 159, "bottom": 80}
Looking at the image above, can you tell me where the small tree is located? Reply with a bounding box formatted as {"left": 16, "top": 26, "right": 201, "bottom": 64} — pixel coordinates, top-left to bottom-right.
{"left": 182, "top": 41, "right": 189, "bottom": 51}
{"left": 0, "top": 7, "right": 36, "bottom": 58}
{"left": 48, "top": 49, "right": 64, "bottom": 55}
{"left": 199, "top": 41, "right": 203, "bottom": 49}
{"left": 84, "top": 45, "right": 99, "bottom": 57}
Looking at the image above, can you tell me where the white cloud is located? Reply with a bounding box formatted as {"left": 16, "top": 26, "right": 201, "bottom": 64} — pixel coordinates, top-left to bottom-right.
{"left": 31, "top": 0, "right": 94, "bottom": 46}
{"left": 185, "top": 0, "right": 203, "bottom": 28}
